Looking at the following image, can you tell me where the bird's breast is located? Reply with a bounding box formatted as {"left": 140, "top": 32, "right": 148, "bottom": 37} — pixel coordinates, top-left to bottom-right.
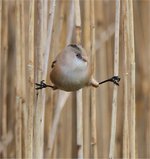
{"left": 50, "top": 64, "right": 91, "bottom": 91}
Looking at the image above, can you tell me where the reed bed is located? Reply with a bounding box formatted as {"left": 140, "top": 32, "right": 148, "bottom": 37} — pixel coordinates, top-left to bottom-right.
{"left": 0, "top": 0, "right": 149, "bottom": 158}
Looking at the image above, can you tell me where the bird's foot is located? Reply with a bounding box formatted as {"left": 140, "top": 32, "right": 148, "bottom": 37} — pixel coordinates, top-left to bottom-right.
{"left": 35, "top": 80, "right": 56, "bottom": 90}
{"left": 109, "top": 76, "right": 120, "bottom": 86}
{"left": 99, "top": 76, "right": 121, "bottom": 86}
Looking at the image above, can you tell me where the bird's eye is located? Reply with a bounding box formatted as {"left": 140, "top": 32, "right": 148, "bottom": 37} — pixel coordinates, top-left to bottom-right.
{"left": 76, "top": 53, "right": 82, "bottom": 59}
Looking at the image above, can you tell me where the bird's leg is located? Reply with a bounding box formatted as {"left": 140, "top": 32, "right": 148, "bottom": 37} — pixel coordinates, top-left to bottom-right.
{"left": 99, "top": 76, "right": 121, "bottom": 86}
{"left": 35, "top": 80, "right": 57, "bottom": 90}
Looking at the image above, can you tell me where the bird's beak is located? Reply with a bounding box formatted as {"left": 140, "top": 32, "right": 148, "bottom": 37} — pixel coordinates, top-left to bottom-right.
{"left": 82, "top": 56, "right": 87, "bottom": 62}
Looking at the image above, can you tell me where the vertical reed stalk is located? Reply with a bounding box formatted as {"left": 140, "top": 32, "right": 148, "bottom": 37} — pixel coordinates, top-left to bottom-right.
{"left": 66, "top": 0, "right": 74, "bottom": 45}
{"left": 109, "top": 0, "right": 120, "bottom": 158}
{"left": 66, "top": 1, "right": 75, "bottom": 157}
{"left": 122, "top": 0, "right": 129, "bottom": 158}
{"left": 43, "top": 0, "right": 56, "bottom": 80}
{"left": 46, "top": 1, "right": 74, "bottom": 157}
{"left": 0, "top": 2, "right": 2, "bottom": 144}
{"left": 76, "top": 90, "right": 83, "bottom": 158}
{"left": 83, "top": 0, "right": 91, "bottom": 158}
{"left": 1, "top": 1, "right": 8, "bottom": 157}
{"left": 0, "top": 0, "right": 2, "bottom": 102}
{"left": 33, "top": 1, "right": 45, "bottom": 158}
{"left": 74, "top": 0, "right": 83, "bottom": 158}
{"left": 43, "top": 0, "right": 48, "bottom": 38}
{"left": 90, "top": 0, "right": 97, "bottom": 158}
{"left": 47, "top": 91, "right": 70, "bottom": 157}
{"left": 128, "top": 0, "right": 136, "bottom": 158}
{"left": 74, "top": 0, "right": 81, "bottom": 44}
{"left": 20, "top": 1, "right": 27, "bottom": 157}
{"left": 147, "top": 2, "right": 150, "bottom": 157}
{"left": 27, "top": 0, "right": 34, "bottom": 158}
{"left": 83, "top": 0, "right": 91, "bottom": 50}
{"left": 36, "top": 1, "right": 56, "bottom": 155}
{"left": 15, "top": 0, "right": 22, "bottom": 158}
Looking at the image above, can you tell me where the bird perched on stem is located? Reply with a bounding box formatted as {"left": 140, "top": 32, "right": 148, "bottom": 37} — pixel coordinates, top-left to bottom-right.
{"left": 35, "top": 44, "right": 120, "bottom": 91}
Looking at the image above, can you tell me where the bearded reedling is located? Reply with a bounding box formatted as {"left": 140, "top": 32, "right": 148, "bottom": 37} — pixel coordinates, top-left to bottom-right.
{"left": 35, "top": 44, "right": 120, "bottom": 91}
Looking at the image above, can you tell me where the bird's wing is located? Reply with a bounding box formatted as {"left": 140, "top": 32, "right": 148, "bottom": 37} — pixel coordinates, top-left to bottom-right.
{"left": 51, "top": 60, "right": 57, "bottom": 68}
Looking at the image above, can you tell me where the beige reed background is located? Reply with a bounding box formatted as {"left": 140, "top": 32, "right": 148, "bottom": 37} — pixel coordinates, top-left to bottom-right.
{"left": 0, "top": 0, "right": 150, "bottom": 158}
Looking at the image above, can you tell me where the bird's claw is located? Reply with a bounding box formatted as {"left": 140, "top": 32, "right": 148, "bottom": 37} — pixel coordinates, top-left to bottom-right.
{"left": 35, "top": 80, "right": 47, "bottom": 90}
{"left": 110, "top": 76, "right": 121, "bottom": 86}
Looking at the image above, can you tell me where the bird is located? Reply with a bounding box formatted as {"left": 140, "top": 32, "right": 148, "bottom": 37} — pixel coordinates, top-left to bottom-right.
{"left": 35, "top": 44, "right": 120, "bottom": 91}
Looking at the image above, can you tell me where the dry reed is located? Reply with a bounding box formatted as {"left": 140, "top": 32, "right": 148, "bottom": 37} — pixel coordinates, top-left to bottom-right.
{"left": 82, "top": 0, "right": 91, "bottom": 158}
{"left": 122, "top": 0, "right": 129, "bottom": 158}
{"left": 20, "top": 1, "right": 27, "bottom": 158}
{"left": 74, "top": 0, "right": 83, "bottom": 158}
{"left": 90, "top": 0, "right": 97, "bottom": 158}
{"left": 1, "top": 1, "right": 8, "bottom": 158}
{"left": 128, "top": 0, "right": 136, "bottom": 158}
{"left": 26, "top": 0, "right": 35, "bottom": 158}
{"left": 0, "top": 1, "right": 148, "bottom": 158}
{"left": 15, "top": 1, "right": 22, "bottom": 158}
{"left": 109, "top": 0, "right": 120, "bottom": 158}
{"left": 34, "top": 1, "right": 45, "bottom": 158}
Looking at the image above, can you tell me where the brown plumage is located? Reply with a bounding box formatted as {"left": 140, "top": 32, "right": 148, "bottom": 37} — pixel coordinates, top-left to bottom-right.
{"left": 50, "top": 44, "right": 93, "bottom": 91}
{"left": 35, "top": 44, "right": 120, "bottom": 91}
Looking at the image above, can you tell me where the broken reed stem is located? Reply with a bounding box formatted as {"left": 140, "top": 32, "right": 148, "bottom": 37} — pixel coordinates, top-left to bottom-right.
{"left": 128, "top": 0, "right": 136, "bottom": 158}
{"left": 74, "top": 0, "right": 83, "bottom": 158}
{"left": 90, "top": 0, "right": 97, "bottom": 158}
{"left": 122, "top": 0, "right": 129, "bottom": 158}
{"left": 1, "top": 1, "right": 8, "bottom": 158}
{"left": 109, "top": 0, "right": 120, "bottom": 158}
{"left": 27, "top": 0, "right": 34, "bottom": 158}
